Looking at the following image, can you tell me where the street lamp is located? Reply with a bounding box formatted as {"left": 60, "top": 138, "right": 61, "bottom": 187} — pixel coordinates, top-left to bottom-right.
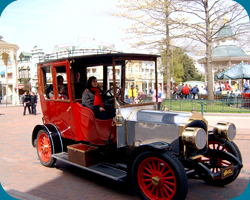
{"left": 2, "top": 52, "right": 9, "bottom": 106}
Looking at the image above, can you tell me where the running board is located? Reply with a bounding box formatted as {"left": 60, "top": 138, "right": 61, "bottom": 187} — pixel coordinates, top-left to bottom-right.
{"left": 52, "top": 152, "right": 127, "bottom": 181}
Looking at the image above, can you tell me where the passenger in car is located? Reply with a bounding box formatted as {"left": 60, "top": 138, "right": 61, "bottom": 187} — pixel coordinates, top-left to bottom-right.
{"left": 74, "top": 72, "right": 85, "bottom": 99}
{"left": 57, "top": 75, "right": 68, "bottom": 99}
{"left": 82, "top": 76, "right": 107, "bottom": 120}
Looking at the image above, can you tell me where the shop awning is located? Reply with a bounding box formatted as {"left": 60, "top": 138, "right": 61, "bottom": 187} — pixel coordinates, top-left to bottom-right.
{"left": 14, "top": 85, "right": 24, "bottom": 89}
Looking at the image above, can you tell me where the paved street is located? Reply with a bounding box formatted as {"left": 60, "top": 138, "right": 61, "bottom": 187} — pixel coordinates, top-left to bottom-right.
{"left": 0, "top": 103, "right": 249, "bottom": 200}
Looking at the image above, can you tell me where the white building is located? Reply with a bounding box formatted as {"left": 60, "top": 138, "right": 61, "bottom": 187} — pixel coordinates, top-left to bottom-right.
{"left": 0, "top": 36, "right": 19, "bottom": 105}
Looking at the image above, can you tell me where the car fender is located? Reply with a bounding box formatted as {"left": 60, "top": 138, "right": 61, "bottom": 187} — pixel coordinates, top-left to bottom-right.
{"left": 31, "top": 124, "right": 63, "bottom": 154}
{"left": 127, "top": 141, "right": 171, "bottom": 176}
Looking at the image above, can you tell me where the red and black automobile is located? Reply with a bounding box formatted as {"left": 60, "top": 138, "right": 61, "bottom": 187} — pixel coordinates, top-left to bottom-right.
{"left": 32, "top": 50, "right": 243, "bottom": 200}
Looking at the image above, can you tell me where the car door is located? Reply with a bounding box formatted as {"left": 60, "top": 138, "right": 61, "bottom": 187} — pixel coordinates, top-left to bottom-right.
{"left": 53, "top": 61, "right": 77, "bottom": 140}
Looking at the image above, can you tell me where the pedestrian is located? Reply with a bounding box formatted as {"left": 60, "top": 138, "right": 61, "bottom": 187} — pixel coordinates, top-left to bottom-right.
{"left": 182, "top": 84, "right": 190, "bottom": 99}
{"left": 243, "top": 80, "right": 249, "bottom": 93}
{"left": 200, "top": 86, "right": 208, "bottom": 95}
{"left": 219, "top": 81, "right": 225, "bottom": 91}
{"left": 176, "top": 83, "right": 183, "bottom": 99}
{"left": 30, "top": 92, "right": 37, "bottom": 115}
{"left": 125, "top": 87, "right": 129, "bottom": 103}
{"left": 23, "top": 91, "right": 31, "bottom": 116}
{"left": 172, "top": 84, "right": 178, "bottom": 99}
{"left": 214, "top": 82, "right": 221, "bottom": 94}
{"left": 225, "top": 81, "right": 231, "bottom": 92}
{"left": 192, "top": 85, "right": 199, "bottom": 99}
{"left": 150, "top": 84, "right": 162, "bottom": 110}
{"left": 128, "top": 85, "right": 137, "bottom": 104}
{"left": 188, "top": 84, "right": 193, "bottom": 99}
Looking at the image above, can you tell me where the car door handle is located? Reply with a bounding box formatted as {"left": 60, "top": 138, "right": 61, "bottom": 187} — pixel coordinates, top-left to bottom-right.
{"left": 67, "top": 106, "right": 71, "bottom": 112}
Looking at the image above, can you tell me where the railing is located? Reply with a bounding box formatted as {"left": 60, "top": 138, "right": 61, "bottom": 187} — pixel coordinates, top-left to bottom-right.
{"left": 161, "top": 97, "right": 250, "bottom": 114}
{"left": 39, "top": 49, "right": 119, "bottom": 62}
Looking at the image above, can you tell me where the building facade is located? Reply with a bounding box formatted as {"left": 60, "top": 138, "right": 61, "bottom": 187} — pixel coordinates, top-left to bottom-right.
{"left": 198, "top": 24, "right": 250, "bottom": 89}
{"left": 0, "top": 36, "right": 19, "bottom": 105}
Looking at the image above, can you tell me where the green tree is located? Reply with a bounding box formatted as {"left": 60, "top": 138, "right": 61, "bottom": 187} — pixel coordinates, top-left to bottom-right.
{"left": 161, "top": 47, "right": 204, "bottom": 83}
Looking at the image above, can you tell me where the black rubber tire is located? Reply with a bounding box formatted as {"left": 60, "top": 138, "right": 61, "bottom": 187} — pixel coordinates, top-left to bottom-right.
{"left": 199, "top": 134, "right": 242, "bottom": 186}
{"left": 131, "top": 150, "right": 188, "bottom": 200}
{"left": 36, "top": 130, "right": 56, "bottom": 167}
{"left": 230, "top": 140, "right": 242, "bottom": 162}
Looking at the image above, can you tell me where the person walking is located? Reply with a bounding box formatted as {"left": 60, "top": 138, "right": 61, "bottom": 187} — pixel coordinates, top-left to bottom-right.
{"left": 23, "top": 91, "right": 31, "bottom": 116}
{"left": 192, "top": 85, "right": 199, "bottom": 99}
{"left": 128, "top": 85, "right": 137, "bottom": 104}
{"left": 150, "top": 84, "right": 162, "bottom": 110}
{"left": 30, "top": 92, "right": 37, "bottom": 115}
{"left": 182, "top": 84, "right": 190, "bottom": 99}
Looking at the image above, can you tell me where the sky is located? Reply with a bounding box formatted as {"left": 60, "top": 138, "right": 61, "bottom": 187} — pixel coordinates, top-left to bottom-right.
{"left": 0, "top": 0, "right": 249, "bottom": 56}
{"left": 0, "top": 0, "right": 137, "bottom": 54}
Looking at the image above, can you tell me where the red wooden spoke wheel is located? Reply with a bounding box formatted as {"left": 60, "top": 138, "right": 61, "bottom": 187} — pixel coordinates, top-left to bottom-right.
{"left": 201, "top": 141, "right": 231, "bottom": 176}
{"left": 132, "top": 151, "right": 188, "bottom": 200}
{"left": 198, "top": 134, "right": 242, "bottom": 186}
{"left": 36, "top": 130, "right": 55, "bottom": 167}
{"left": 138, "top": 157, "right": 177, "bottom": 199}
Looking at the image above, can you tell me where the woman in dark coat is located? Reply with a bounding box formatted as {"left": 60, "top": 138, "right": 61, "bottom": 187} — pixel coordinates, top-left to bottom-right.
{"left": 30, "top": 92, "right": 37, "bottom": 115}
{"left": 82, "top": 76, "right": 107, "bottom": 120}
{"left": 23, "top": 91, "right": 31, "bottom": 116}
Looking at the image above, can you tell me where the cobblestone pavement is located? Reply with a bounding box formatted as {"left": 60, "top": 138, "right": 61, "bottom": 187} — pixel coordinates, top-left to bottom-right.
{"left": 0, "top": 103, "right": 249, "bottom": 200}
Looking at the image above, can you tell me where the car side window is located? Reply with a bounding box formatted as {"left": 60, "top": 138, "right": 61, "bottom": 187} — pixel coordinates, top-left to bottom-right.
{"left": 41, "top": 65, "right": 53, "bottom": 99}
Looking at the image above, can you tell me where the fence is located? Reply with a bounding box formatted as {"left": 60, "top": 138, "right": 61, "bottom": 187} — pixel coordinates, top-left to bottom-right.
{"left": 161, "top": 97, "right": 250, "bottom": 114}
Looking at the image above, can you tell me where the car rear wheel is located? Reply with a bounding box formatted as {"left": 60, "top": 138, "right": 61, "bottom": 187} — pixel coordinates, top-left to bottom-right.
{"left": 198, "top": 134, "right": 242, "bottom": 186}
{"left": 36, "top": 130, "right": 55, "bottom": 167}
{"left": 131, "top": 150, "right": 188, "bottom": 200}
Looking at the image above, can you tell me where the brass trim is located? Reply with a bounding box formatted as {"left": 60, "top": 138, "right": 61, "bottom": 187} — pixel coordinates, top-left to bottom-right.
{"left": 152, "top": 176, "right": 160, "bottom": 186}
{"left": 189, "top": 154, "right": 204, "bottom": 160}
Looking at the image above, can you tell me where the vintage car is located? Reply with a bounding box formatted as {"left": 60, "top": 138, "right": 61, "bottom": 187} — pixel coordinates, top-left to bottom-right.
{"left": 32, "top": 51, "right": 243, "bottom": 200}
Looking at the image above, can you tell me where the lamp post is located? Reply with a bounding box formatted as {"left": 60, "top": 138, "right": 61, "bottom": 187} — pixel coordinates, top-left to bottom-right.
{"left": 2, "top": 52, "right": 9, "bottom": 106}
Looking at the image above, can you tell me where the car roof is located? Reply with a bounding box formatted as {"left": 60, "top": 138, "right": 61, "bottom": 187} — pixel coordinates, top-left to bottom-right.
{"left": 37, "top": 51, "right": 160, "bottom": 66}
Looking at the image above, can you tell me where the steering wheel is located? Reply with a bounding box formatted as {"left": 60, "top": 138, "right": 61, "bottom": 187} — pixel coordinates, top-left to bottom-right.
{"left": 102, "top": 87, "right": 122, "bottom": 104}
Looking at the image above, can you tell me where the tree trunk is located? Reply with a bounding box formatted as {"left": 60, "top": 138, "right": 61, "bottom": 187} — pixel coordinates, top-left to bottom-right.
{"left": 205, "top": 0, "right": 214, "bottom": 101}
{"left": 165, "top": 1, "right": 171, "bottom": 99}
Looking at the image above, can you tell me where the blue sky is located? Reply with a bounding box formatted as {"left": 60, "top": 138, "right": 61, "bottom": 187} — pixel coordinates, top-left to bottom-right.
{"left": 0, "top": 0, "right": 132, "bottom": 54}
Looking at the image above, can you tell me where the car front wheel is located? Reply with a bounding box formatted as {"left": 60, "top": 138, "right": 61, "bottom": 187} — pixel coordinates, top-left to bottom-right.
{"left": 198, "top": 134, "right": 242, "bottom": 186}
{"left": 131, "top": 150, "right": 188, "bottom": 200}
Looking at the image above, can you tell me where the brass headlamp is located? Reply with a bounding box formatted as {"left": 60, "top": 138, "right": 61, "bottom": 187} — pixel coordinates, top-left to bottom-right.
{"left": 213, "top": 122, "right": 236, "bottom": 141}
{"left": 181, "top": 127, "right": 207, "bottom": 150}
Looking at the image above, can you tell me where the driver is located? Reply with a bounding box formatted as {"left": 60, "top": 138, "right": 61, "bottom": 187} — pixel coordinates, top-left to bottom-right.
{"left": 82, "top": 76, "right": 107, "bottom": 120}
